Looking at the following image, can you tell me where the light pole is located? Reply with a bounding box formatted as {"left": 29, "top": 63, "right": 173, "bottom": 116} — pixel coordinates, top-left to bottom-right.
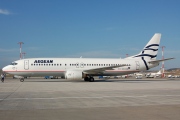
{"left": 18, "top": 42, "right": 24, "bottom": 59}
{"left": 161, "top": 46, "right": 166, "bottom": 78}
{"left": 126, "top": 54, "right": 129, "bottom": 58}
{"left": 22, "top": 52, "right": 26, "bottom": 59}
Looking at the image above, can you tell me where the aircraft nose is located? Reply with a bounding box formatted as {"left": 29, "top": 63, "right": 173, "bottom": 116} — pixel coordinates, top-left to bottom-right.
{"left": 2, "top": 66, "right": 8, "bottom": 72}
{"left": 2, "top": 67, "right": 5, "bottom": 72}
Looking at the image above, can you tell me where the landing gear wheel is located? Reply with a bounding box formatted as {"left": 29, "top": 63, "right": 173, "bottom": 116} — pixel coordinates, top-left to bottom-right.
{"left": 89, "top": 77, "right": 94, "bottom": 82}
{"left": 84, "top": 77, "right": 89, "bottom": 81}
{"left": 20, "top": 78, "right": 24, "bottom": 82}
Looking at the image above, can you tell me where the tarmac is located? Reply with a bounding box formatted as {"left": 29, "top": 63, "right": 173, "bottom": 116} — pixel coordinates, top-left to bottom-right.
{"left": 0, "top": 77, "right": 180, "bottom": 120}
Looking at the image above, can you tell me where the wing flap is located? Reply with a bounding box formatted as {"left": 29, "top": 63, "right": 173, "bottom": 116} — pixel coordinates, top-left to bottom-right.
{"left": 83, "top": 64, "right": 127, "bottom": 74}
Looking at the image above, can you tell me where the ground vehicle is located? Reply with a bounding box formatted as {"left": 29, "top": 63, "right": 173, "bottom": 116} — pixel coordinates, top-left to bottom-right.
{"left": 136, "top": 75, "right": 142, "bottom": 79}
{"left": 146, "top": 74, "right": 155, "bottom": 78}
{"left": 44, "top": 76, "right": 58, "bottom": 79}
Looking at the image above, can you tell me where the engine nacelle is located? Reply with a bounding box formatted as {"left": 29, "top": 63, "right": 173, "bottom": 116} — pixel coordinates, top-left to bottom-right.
{"left": 65, "top": 71, "right": 83, "bottom": 80}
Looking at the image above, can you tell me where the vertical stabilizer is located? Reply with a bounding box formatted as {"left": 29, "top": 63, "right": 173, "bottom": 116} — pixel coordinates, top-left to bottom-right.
{"left": 130, "top": 33, "right": 161, "bottom": 60}
{"left": 157, "top": 69, "right": 162, "bottom": 74}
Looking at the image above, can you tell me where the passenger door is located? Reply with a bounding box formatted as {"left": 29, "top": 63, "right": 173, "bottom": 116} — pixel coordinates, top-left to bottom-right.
{"left": 24, "top": 60, "right": 29, "bottom": 70}
{"left": 135, "top": 61, "right": 140, "bottom": 70}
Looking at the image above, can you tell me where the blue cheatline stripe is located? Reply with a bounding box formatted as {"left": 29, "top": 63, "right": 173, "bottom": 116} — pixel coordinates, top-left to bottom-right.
{"left": 145, "top": 44, "right": 159, "bottom": 48}
{"left": 144, "top": 48, "right": 158, "bottom": 51}
{"left": 142, "top": 57, "right": 149, "bottom": 70}
{"left": 135, "top": 54, "right": 157, "bottom": 58}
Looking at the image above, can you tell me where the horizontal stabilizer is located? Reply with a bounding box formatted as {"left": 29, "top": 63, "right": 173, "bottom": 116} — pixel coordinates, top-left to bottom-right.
{"left": 148, "top": 58, "right": 175, "bottom": 64}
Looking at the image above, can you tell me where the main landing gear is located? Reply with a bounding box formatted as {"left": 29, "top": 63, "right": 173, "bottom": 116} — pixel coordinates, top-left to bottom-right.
{"left": 84, "top": 76, "right": 95, "bottom": 82}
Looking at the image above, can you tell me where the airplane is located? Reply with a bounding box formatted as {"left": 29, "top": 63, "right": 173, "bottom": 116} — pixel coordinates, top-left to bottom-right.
{"left": 2, "top": 33, "right": 174, "bottom": 82}
{"left": 146, "top": 69, "right": 162, "bottom": 78}
{"left": 155, "top": 70, "right": 162, "bottom": 77}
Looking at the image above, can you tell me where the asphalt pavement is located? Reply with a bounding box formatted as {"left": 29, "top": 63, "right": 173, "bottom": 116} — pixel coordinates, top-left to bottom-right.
{"left": 0, "top": 78, "right": 180, "bottom": 120}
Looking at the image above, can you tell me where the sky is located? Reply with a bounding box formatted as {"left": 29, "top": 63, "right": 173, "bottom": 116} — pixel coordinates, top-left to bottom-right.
{"left": 0, "top": 0, "right": 180, "bottom": 70}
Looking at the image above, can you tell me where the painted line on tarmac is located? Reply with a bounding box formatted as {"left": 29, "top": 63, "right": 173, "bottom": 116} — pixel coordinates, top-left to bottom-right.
{"left": 1, "top": 94, "right": 180, "bottom": 101}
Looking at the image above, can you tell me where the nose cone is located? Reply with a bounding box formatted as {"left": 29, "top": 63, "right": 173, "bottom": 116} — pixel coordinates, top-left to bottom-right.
{"left": 2, "top": 67, "right": 5, "bottom": 72}
{"left": 2, "top": 66, "right": 8, "bottom": 72}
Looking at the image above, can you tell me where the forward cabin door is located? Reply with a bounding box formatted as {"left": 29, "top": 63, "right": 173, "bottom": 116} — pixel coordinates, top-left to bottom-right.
{"left": 24, "top": 60, "right": 29, "bottom": 70}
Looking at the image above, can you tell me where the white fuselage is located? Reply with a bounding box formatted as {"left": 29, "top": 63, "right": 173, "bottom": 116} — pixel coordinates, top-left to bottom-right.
{"left": 2, "top": 58, "right": 158, "bottom": 78}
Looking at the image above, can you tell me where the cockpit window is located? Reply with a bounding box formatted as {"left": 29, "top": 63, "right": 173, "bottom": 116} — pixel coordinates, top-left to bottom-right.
{"left": 11, "top": 62, "right": 18, "bottom": 65}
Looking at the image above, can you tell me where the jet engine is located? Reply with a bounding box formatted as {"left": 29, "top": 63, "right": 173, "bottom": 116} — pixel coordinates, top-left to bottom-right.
{"left": 65, "top": 71, "right": 83, "bottom": 80}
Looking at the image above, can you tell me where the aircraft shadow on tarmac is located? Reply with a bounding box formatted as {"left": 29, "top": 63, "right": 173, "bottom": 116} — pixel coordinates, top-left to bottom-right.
{"left": 23, "top": 78, "right": 180, "bottom": 83}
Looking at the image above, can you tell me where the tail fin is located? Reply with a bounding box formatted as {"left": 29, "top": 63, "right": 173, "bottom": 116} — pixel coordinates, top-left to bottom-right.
{"left": 129, "top": 33, "right": 161, "bottom": 60}
{"left": 157, "top": 69, "right": 162, "bottom": 74}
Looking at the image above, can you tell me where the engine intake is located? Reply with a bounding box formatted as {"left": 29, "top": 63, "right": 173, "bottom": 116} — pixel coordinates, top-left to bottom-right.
{"left": 65, "top": 71, "right": 83, "bottom": 80}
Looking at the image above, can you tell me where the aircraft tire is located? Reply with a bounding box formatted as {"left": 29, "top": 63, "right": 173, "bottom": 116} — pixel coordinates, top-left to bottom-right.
{"left": 20, "top": 78, "right": 24, "bottom": 82}
{"left": 89, "top": 77, "right": 94, "bottom": 82}
{"left": 84, "top": 77, "right": 89, "bottom": 81}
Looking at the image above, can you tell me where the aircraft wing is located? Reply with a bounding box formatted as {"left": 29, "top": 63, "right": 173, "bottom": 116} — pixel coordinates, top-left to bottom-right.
{"left": 148, "top": 58, "right": 174, "bottom": 64}
{"left": 83, "top": 64, "right": 127, "bottom": 74}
